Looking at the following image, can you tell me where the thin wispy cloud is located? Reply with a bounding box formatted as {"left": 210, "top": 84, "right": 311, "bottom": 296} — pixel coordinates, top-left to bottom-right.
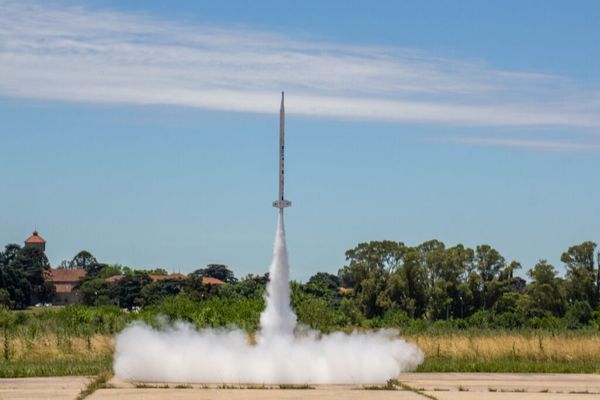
{"left": 1, "top": 0, "right": 600, "bottom": 131}
{"left": 436, "top": 136, "right": 600, "bottom": 153}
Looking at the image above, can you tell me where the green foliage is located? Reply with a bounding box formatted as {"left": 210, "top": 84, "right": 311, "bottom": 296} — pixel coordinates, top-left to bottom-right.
{"left": 70, "top": 251, "right": 100, "bottom": 274}
{"left": 112, "top": 272, "right": 151, "bottom": 309}
{"left": 139, "top": 294, "right": 263, "bottom": 332}
{"left": 564, "top": 301, "right": 594, "bottom": 329}
{"left": 1, "top": 237, "right": 600, "bottom": 334}
{"left": 561, "top": 241, "right": 598, "bottom": 308}
{"left": 0, "top": 244, "right": 51, "bottom": 307}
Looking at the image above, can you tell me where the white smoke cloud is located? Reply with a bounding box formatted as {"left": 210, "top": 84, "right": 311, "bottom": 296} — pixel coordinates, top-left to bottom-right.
{"left": 114, "top": 213, "right": 423, "bottom": 384}
{"left": 114, "top": 323, "right": 423, "bottom": 384}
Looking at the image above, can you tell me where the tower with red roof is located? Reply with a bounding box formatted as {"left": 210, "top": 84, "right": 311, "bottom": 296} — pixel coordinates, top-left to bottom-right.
{"left": 24, "top": 230, "right": 46, "bottom": 252}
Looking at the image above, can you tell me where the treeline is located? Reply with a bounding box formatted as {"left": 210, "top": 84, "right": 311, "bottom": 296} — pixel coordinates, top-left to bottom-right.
{"left": 1, "top": 239, "right": 600, "bottom": 331}
{"left": 336, "top": 240, "right": 600, "bottom": 329}
{"left": 0, "top": 245, "right": 53, "bottom": 308}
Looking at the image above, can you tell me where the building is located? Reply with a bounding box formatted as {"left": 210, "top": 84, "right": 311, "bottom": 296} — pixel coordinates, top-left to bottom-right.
{"left": 201, "top": 276, "right": 225, "bottom": 285}
{"left": 149, "top": 273, "right": 225, "bottom": 285}
{"left": 47, "top": 268, "right": 86, "bottom": 304}
{"left": 24, "top": 230, "right": 46, "bottom": 252}
{"left": 149, "top": 272, "right": 187, "bottom": 282}
{"left": 107, "top": 273, "right": 225, "bottom": 285}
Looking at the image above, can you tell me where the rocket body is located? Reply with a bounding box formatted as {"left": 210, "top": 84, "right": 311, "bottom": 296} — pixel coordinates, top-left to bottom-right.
{"left": 273, "top": 92, "right": 292, "bottom": 209}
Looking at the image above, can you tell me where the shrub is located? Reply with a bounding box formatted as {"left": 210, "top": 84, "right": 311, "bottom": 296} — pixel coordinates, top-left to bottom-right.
{"left": 565, "top": 301, "right": 593, "bottom": 329}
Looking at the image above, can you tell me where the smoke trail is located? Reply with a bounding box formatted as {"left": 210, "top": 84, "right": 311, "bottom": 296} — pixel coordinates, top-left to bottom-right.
{"left": 114, "top": 214, "right": 423, "bottom": 383}
{"left": 259, "top": 211, "right": 296, "bottom": 338}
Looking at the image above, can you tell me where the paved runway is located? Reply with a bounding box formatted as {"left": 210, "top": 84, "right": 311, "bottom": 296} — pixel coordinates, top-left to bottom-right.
{"left": 2, "top": 373, "right": 599, "bottom": 399}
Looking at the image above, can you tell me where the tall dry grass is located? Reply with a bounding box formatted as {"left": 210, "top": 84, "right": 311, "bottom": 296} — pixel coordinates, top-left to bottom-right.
{"left": 407, "top": 334, "right": 600, "bottom": 363}
{"left": 3, "top": 331, "right": 600, "bottom": 375}
{"left": 2, "top": 333, "right": 113, "bottom": 361}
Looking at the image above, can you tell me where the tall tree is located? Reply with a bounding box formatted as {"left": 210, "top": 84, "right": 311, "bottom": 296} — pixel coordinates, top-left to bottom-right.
{"left": 474, "top": 245, "right": 505, "bottom": 282}
{"left": 70, "top": 250, "right": 100, "bottom": 274}
{"left": 338, "top": 241, "right": 407, "bottom": 317}
{"left": 561, "top": 241, "right": 598, "bottom": 308}
{"left": 112, "top": 271, "right": 152, "bottom": 309}
{"left": 526, "top": 260, "right": 566, "bottom": 316}
{"left": 382, "top": 249, "right": 428, "bottom": 318}
{"left": 10, "top": 247, "right": 53, "bottom": 304}
{"left": 418, "top": 239, "right": 446, "bottom": 288}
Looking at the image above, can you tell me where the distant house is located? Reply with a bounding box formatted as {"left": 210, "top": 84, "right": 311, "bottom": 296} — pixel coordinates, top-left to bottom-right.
{"left": 47, "top": 268, "right": 86, "bottom": 304}
{"left": 105, "top": 272, "right": 225, "bottom": 286}
{"left": 149, "top": 273, "right": 187, "bottom": 282}
{"left": 148, "top": 273, "right": 225, "bottom": 285}
{"left": 201, "top": 276, "right": 225, "bottom": 285}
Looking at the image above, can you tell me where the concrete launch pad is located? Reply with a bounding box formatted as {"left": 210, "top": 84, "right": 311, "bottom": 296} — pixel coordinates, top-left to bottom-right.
{"left": 92, "top": 373, "right": 600, "bottom": 399}
{"left": 1, "top": 373, "right": 600, "bottom": 399}
{"left": 0, "top": 376, "right": 91, "bottom": 400}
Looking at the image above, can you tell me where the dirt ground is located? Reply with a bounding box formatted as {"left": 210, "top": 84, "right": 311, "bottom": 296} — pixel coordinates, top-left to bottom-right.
{"left": 2, "top": 373, "right": 600, "bottom": 400}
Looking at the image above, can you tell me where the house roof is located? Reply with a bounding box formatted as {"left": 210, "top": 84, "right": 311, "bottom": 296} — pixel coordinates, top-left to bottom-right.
{"left": 25, "top": 230, "right": 46, "bottom": 244}
{"left": 147, "top": 273, "right": 224, "bottom": 285}
{"left": 47, "top": 268, "right": 86, "bottom": 283}
{"left": 202, "top": 276, "right": 225, "bottom": 285}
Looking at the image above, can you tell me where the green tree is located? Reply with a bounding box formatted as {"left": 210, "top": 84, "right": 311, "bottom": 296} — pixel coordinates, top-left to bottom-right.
{"left": 526, "top": 260, "right": 566, "bottom": 316}
{"left": 474, "top": 245, "right": 505, "bottom": 282}
{"left": 382, "top": 249, "right": 428, "bottom": 318}
{"left": 0, "top": 244, "right": 21, "bottom": 266}
{"left": 140, "top": 279, "right": 184, "bottom": 306}
{"left": 112, "top": 271, "right": 152, "bottom": 309}
{"left": 146, "top": 268, "right": 168, "bottom": 275}
{"left": 426, "top": 244, "right": 474, "bottom": 319}
{"left": 232, "top": 274, "right": 268, "bottom": 299}
{"left": 561, "top": 241, "right": 598, "bottom": 308}
{"left": 10, "top": 247, "right": 53, "bottom": 304}
{"left": 70, "top": 250, "right": 101, "bottom": 275}
{"left": 564, "top": 300, "right": 593, "bottom": 328}
{"left": 418, "top": 239, "right": 446, "bottom": 288}
{"left": 338, "top": 241, "right": 406, "bottom": 317}
{"left": 305, "top": 272, "right": 341, "bottom": 307}
{"left": 78, "top": 278, "right": 113, "bottom": 306}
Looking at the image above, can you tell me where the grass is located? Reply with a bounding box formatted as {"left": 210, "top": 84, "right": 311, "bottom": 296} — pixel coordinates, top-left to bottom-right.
{"left": 411, "top": 330, "right": 600, "bottom": 373}
{"left": 278, "top": 384, "right": 315, "bottom": 389}
{"left": 363, "top": 380, "right": 398, "bottom": 390}
{"left": 174, "top": 384, "right": 192, "bottom": 389}
{"left": 0, "top": 357, "right": 112, "bottom": 378}
{"left": 135, "top": 383, "right": 170, "bottom": 388}
{"left": 363, "top": 380, "right": 438, "bottom": 400}
{"left": 407, "top": 333, "right": 600, "bottom": 363}
{"left": 77, "top": 371, "right": 113, "bottom": 400}
{"left": 2, "top": 330, "right": 600, "bottom": 378}
{"left": 416, "top": 358, "right": 600, "bottom": 373}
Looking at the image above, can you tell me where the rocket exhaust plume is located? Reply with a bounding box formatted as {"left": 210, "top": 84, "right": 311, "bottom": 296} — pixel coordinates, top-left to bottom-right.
{"left": 113, "top": 93, "right": 423, "bottom": 384}
{"left": 259, "top": 211, "right": 296, "bottom": 338}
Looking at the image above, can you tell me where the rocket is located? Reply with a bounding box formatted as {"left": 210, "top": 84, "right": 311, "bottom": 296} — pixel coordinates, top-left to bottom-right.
{"left": 272, "top": 92, "right": 292, "bottom": 209}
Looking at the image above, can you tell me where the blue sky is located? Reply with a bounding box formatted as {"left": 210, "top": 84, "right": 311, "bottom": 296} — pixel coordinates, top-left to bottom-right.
{"left": 0, "top": 0, "right": 599, "bottom": 280}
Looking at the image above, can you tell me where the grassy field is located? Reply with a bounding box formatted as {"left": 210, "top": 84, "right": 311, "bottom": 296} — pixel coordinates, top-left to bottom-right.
{"left": 2, "top": 331, "right": 600, "bottom": 377}
{"left": 411, "top": 333, "right": 600, "bottom": 372}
